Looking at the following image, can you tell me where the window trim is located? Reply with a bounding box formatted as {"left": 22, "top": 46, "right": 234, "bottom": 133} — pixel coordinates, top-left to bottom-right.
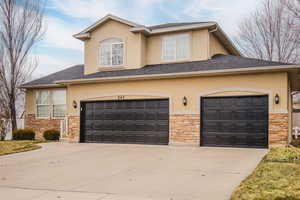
{"left": 35, "top": 89, "right": 66, "bottom": 119}
{"left": 51, "top": 90, "right": 67, "bottom": 119}
{"left": 161, "top": 33, "right": 191, "bottom": 62}
{"left": 35, "top": 90, "right": 51, "bottom": 119}
{"left": 98, "top": 39, "right": 125, "bottom": 67}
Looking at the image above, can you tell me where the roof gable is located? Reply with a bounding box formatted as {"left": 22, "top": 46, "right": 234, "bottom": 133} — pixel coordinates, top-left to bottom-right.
{"left": 73, "top": 14, "right": 141, "bottom": 39}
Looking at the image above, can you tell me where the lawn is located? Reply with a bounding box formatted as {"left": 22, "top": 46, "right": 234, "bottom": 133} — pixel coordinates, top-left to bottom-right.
{"left": 231, "top": 145, "right": 300, "bottom": 200}
{"left": 0, "top": 140, "right": 47, "bottom": 156}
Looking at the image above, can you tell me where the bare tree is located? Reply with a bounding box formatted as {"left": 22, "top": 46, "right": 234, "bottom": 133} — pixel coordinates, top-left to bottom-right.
{"left": 0, "top": 0, "right": 45, "bottom": 131}
{"left": 235, "top": 0, "right": 300, "bottom": 63}
{"left": 282, "top": 0, "right": 300, "bottom": 20}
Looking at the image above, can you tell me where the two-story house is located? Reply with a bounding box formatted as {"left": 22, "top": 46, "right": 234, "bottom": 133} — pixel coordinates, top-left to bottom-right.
{"left": 21, "top": 14, "right": 300, "bottom": 148}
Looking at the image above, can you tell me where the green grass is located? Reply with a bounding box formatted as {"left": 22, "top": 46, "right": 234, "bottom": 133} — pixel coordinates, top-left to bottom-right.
{"left": 0, "top": 140, "right": 49, "bottom": 156}
{"left": 231, "top": 147, "right": 300, "bottom": 200}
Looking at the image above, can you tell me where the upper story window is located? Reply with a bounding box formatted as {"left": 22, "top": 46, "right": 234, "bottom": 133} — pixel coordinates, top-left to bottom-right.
{"left": 162, "top": 33, "right": 190, "bottom": 61}
{"left": 99, "top": 39, "right": 124, "bottom": 66}
{"left": 36, "top": 89, "right": 66, "bottom": 118}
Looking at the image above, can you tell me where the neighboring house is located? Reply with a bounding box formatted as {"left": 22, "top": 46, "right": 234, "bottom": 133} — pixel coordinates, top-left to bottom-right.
{"left": 293, "top": 100, "right": 300, "bottom": 128}
{"left": 21, "top": 14, "right": 300, "bottom": 148}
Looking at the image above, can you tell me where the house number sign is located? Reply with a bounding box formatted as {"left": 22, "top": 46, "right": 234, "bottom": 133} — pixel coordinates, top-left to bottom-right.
{"left": 117, "top": 96, "right": 125, "bottom": 100}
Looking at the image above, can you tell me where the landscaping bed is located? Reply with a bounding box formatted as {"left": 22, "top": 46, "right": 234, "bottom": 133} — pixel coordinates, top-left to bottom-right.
{"left": 231, "top": 146, "right": 300, "bottom": 200}
{"left": 0, "top": 140, "right": 46, "bottom": 156}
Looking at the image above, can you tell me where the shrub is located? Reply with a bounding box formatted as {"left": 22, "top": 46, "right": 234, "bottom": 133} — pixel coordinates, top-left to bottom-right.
{"left": 43, "top": 129, "right": 60, "bottom": 141}
{"left": 265, "top": 147, "right": 300, "bottom": 162}
{"left": 12, "top": 129, "right": 35, "bottom": 140}
{"left": 291, "top": 139, "right": 300, "bottom": 148}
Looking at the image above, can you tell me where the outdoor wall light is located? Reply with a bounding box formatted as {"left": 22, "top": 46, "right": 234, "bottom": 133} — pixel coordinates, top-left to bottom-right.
{"left": 72, "top": 100, "right": 78, "bottom": 109}
{"left": 275, "top": 94, "right": 280, "bottom": 104}
{"left": 183, "top": 96, "right": 187, "bottom": 106}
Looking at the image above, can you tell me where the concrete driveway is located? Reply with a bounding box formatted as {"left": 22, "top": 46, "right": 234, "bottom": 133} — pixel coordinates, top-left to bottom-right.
{"left": 0, "top": 143, "right": 267, "bottom": 200}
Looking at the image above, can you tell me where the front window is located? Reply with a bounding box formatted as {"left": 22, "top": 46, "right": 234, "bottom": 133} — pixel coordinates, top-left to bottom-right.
{"left": 36, "top": 89, "right": 66, "bottom": 118}
{"left": 52, "top": 90, "right": 66, "bottom": 118}
{"left": 36, "top": 91, "right": 50, "bottom": 118}
{"left": 162, "top": 33, "right": 190, "bottom": 61}
{"left": 99, "top": 39, "right": 124, "bottom": 66}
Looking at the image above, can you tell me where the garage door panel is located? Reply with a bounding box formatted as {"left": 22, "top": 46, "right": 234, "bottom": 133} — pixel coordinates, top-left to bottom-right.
{"left": 81, "top": 99, "right": 169, "bottom": 145}
{"left": 219, "top": 121, "right": 234, "bottom": 132}
{"left": 201, "top": 96, "right": 268, "bottom": 148}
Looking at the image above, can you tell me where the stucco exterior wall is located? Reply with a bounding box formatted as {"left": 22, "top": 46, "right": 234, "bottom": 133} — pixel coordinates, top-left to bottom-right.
{"left": 67, "top": 72, "right": 288, "bottom": 117}
{"left": 24, "top": 72, "right": 291, "bottom": 147}
{"left": 146, "top": 29, "right": 210, "bottom": 65}
{"left": 83, "top": 19, "right": 213, "bottom": 74}
{"left": 84, "top": 20, "right": 144, "bottom": 74}
{"left": 209, "top": 33, "right": 229, "bottom": 57}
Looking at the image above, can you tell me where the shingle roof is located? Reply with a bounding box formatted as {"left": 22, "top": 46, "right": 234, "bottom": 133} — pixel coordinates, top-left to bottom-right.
{"left": 22, "top": 65, "right": 84, "bottom": 86}
{"left": 22, "top": 55, "right": 292, "bottom": 87}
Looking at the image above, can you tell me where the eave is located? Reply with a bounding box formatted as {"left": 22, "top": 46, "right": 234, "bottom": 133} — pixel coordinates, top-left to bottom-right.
{"left": 54, "top": 65, "right": 300, "bottom": 90}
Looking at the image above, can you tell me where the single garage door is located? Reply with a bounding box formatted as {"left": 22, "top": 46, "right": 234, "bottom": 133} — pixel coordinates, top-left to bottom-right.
{"left": 80, "top": 99, "right": 169, "bottom": 145}
{"left": 201, "top": 96, "right": 268, "bottom": 148}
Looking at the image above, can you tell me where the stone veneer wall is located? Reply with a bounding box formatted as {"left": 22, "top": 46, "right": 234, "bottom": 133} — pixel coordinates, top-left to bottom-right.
{"left": 169, "top": 114, "right": 200, "bottom": 146}
{"left": 67, "top": 116, "right": 80, "bottom": 142}
{"left": 26, "top": 112, "right": 289, "bottom": 147}
{"left": 25, "top": 114, "right": 61, "bottom": 139}
{"left": 269, "top": 113, "right": 289, "bottom": 147}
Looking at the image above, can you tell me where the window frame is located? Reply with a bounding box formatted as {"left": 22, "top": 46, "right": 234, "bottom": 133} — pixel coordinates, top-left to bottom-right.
{"left": 35, "top": 89, "right": 67, "bottom": 119}
{"left": 99, "top": 39, "right": 125, "bottom": 67}
{"left": 51, "top": 90, "right": 67, "bottom": 119}
{"left": 161, "top": 33, "right": 191, "bottom": 62}
{"left": 35, "top": 90, "right": 51, "bottom": 119}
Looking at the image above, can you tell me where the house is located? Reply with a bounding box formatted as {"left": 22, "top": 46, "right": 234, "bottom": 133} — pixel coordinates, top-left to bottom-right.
{"left": 293, "top": 96, "right": 300, "bottom": 129}
{"left": 21, "top": 14, "right": 300, "bottom": 148}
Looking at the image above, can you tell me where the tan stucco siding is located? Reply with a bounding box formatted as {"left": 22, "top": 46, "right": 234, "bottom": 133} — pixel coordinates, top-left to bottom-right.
{"left": 146, "top": 29, "right": 209, "bottom": 65}
{"left": 25, "top": 89, "right": 35, "bottom": 114}
{"left": 84, "top": 20, "right": 143, "bottom": 75}
{"left": 66, "top": 72, "right": 288, "bottom": 116}
{"left": 209, "top": 33, "right": 229, "bottom": 57}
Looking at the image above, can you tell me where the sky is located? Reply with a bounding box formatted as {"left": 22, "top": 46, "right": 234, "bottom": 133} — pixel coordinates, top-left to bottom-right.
{"left": 33, "top": 0, "right": 265, "bottom": 78}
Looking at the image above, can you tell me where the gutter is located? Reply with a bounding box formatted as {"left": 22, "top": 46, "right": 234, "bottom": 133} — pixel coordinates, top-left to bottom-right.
{"left": 20, "top": 84, "right": 66, "bottom": 89}
{"left": 130, "top": 23, "right": 216, "bottom": 35}
{"left": 54, "top": 65, "right": 300, "bottom": 85}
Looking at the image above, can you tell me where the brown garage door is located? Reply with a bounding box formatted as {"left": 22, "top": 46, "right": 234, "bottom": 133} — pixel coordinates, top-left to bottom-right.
{"left": 80, "top": 99, "right": 169, "bottom": 145}
{"left": 201, "top": 96, "right": 268, "bottom": 148}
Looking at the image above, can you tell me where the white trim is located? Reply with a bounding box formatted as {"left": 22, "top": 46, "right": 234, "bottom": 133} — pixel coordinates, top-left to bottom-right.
{"left": 130, "top": 23, "right": 216, "bottom": 34}
{"left": 196, "top": 87, "right": 274, "bottom": 113}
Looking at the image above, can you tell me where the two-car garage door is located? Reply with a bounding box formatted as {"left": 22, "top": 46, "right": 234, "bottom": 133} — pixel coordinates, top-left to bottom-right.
{"left": 80, "top": 96, "right": 268, "bottom": 148}
{"left": 80, "top": 99, "right": 169, "bottom": 145}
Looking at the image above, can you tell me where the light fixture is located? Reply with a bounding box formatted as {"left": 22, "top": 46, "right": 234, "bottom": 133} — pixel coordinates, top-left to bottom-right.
{"left": 72, "top": 100, "right": 78, "bottom": 109}
{"left": 183, "top": 96, "right": 187, "bottom": 106}
{"left": 275, "top": 94, "right": 280, "bottom": 104}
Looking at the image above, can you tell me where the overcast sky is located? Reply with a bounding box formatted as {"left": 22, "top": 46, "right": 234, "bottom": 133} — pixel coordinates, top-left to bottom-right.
{"left": 33, "top": 0, "right": 265, "bottom": 78}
